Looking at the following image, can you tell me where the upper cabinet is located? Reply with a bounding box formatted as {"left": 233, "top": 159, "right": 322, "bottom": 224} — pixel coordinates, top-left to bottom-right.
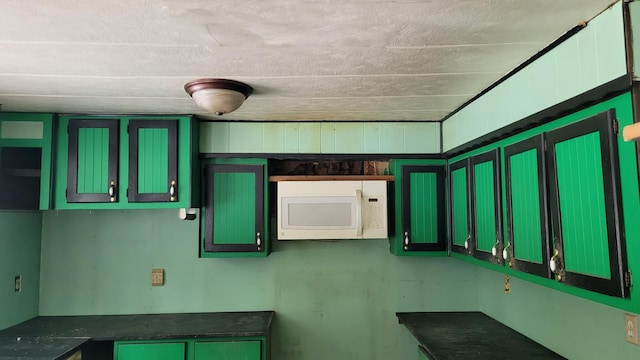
{"left": 0, "top": 112, "right": 54, "bottom": 210}
{"left": 449, "top": 158, "right": 470, "bottom": 255}
{"left": 468, "top": 149, "right": 503, "bottom": 265}
{"left": 449, "top": 150, "right": 503, "bottom": 266}
{"left": 200, "top": 158, "right": 269, "bottom": 258}
{"left": 503, "top": 135, "right": 552, "bottom": 278}
{"left": 545, "top": 110, "right": 629, "bottom": 298}
{"left": 389, "top": 159, "right": 446, "bottom": 255}
{"left": 54, "top": 116, "right": 198, "bottom": 210}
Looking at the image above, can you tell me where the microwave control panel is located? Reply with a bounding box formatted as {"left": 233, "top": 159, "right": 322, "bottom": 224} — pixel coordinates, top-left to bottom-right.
{"left": 363, "top": 197, "right": 386, "bottom": 230}
{"left": 361, "top": 180, "right": 388, "bottom": 238}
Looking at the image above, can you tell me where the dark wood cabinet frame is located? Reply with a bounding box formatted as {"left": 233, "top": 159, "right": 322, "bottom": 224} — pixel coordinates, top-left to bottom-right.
{"left": 401, "top": 165, "right": 446, "bottom": 251}
{"left": 203, "top": 164, "right": 265, "bottom": 253}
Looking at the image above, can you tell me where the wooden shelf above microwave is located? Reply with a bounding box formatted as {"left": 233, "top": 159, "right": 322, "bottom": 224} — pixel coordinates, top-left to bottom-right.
{"left": 268, "top": 175, "right": 394, "bottom": 182}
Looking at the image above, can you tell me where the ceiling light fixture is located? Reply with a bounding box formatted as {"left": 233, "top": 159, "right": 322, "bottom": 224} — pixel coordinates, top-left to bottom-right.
{"left": 184, "top": 78, "right": 253, "bottom": 116}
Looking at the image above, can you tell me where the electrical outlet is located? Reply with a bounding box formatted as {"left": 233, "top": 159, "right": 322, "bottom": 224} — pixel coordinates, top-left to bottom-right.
{"left": 625, "top": 313, "right": 638, "bottom": 345}
{"left": 14, "top": 276, "right": 21, "bottom": 292}
{"left": 151, "top": 269, "right": 164, "bottom": 286}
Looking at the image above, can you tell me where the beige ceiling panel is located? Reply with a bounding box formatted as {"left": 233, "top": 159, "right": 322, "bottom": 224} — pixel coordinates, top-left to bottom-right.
{"left": 0, "top": 43, "right": 540, "bottom": 77}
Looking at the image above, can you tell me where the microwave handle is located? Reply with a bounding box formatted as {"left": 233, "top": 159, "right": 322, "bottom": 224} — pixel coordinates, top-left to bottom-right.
{"left": 356, "top": 189, "right": 363, "bottom": 237}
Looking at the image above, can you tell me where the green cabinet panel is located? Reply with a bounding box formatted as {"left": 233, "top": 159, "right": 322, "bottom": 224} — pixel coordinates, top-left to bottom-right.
{"left": 0, "top": 112, "right": 53, "bottom": 210}
{"left": 389, "top": 159, "right": 446, "bottom": 255}
{"left": 504, "top": 135, "right": 552, "bottom": 278}
{"left": 546, "top": 109, "right": 629, "bottom": 297}
{"left": 54, "top": 116, "right": 197, "bottom": 209}
{"left": 194, "top": 340, "right": 261, "bottom": 359}
{"left": 67, "top": 119, "right": 119, "bottom": 203}
{"left": 469, "top": 149, "right": 503, "bottom": 265}
{"left": 449, "top": 159, "right": 470, "bottom": 254}
{"left": 201, "top": 158, "right": 269, "bottom": 257}
{"left": 115, "top": 342, "right": 186, "bottom": 360}
{"left": 128, "top": 120, "right": 178, "bottom": 202}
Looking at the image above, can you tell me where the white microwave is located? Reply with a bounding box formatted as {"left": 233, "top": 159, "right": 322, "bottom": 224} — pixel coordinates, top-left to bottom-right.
{"left": 277, "top": 180, "right": 388, "bottom": 240}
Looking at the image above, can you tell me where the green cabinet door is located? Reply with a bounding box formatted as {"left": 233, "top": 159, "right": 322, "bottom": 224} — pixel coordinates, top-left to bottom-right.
{"left": 400, "top": 165, "right": 446, "bottom": 252}
{"left": 389, "top": 159, "right": 446, "bottom": 255}
{"left": 194, "top": 340, "right": 261, "bottom": 360}
{"left": 128, "top": 120, "right": 179, "bottom": 203}
{"left": 469, "top": 149, "right": 503, "bottom": 265}
{"left": 546, "top": 109, "right": 629, "bottom": 298}
{"left": 449, "top": 159, "right": 471, "bottom": 255}
{"left": 115, "top": 342, "right": 186, "bottom": 360}
{"left": 201, "top": 159, "right": 268, "bottom": 257}
{"left": 66, "top": 119, "right": 119, "bottom": 203}
{"left": 504, "top": 135, "right": 552, "bottom": 278}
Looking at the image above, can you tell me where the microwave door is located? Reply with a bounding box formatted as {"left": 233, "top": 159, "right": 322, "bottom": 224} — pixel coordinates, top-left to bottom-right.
{"left": 280, "top": 195, "right": 359, "bottom": 240}
{"left": 355, "top": 189, "right": 363, "bottom": 238}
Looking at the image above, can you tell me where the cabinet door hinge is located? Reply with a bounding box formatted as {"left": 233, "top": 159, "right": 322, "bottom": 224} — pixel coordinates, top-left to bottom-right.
{"left": 625, "top": 271, "right": 633, "bottom": 288}
{"left": 613, "top": 118, "right": 620, "bottom": 136}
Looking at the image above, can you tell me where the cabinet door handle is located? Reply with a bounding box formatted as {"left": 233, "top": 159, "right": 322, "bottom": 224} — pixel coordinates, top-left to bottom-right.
{"left": 464, "top": 235, "right": 470, "bottom": 250}
{"left": 256, "top": 232, "right": 262, "bottom": 250}
{"left": 403, "top": 231, "right": 409, "bottom": 250}
{"left": 108, "top": 181, "right": 116, "bottom": 202}
{"left": 503, "top": 241, "right": 510, "bottom": 261}
{"left": 169, "top": 180, "right": 177, "bottom": 202}
{"left": 491, "top": 237, "right": 500, "bottom": 257}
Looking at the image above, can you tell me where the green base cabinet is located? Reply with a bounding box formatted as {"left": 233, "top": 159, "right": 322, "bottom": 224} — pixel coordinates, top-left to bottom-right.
{"left": 194, "top": 340, "right": 261, "bottom": 359}
{"left": 200, "top": 158, "right": 269, "bottom": 258}
{"left": 116, "top": 341, "right": 187, "bottom": 360}
{"left": 388, "top": 159, "right": 446, "bottom": 256}
{"left": 53, "top": 116, "right": 198, "bottom": 210}
{"left": 114, "top": 338, "right": 265, "bottom": 360}
{"left": 0, "top": 112, "right": 53, "bottom": 210}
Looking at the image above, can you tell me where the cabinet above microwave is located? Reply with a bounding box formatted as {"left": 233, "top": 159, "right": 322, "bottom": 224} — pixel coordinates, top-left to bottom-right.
{"left": 275, "top": 179, "right": 390, "bottom": 240}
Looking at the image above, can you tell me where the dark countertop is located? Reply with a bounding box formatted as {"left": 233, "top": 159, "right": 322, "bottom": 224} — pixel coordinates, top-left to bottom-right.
{"left": 0, "top": 337, "right": 88, "bottom": 360}
{"left": 0, "top": 311, "right": 274, "bottom": 360}
{"left": 397, "top": 312, "right": 565, "bottom": 360}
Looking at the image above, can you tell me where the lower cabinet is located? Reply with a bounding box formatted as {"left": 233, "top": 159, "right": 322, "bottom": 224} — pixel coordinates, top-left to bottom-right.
{"left": 114, "top": 339, "right": 264, "bottom": 360}
{"left": 116, "top": 341, "right": 186, "bottom": 360}
{"left": 194, "top": 340, "right": 261, "bottom": 359}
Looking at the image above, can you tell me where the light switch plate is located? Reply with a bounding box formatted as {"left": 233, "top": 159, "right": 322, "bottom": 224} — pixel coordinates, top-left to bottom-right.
{"left": 625, "top": 313, "right": 638, "bottom": 345}
{"left": 151, "top": 269, "right": 164, "bottom": 286}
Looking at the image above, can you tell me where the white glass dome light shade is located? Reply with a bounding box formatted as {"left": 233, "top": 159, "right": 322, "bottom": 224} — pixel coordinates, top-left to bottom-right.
{"left": 191, "top": 88, "right": 247, "bottom": 115}
{"left": 184, "top": 78, "right": 254, "bottom": 116}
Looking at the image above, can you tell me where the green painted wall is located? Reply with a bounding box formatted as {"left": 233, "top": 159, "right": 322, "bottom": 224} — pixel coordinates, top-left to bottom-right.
{"left": 442, "top": 1, "right": 626, "bottom": 151}
{"left": 200, "top": 121, "right": 441, "bottom": 154}
{"left": 476, "top": 265, "right": 640, "bottom": 359}
{"left": 0, "top": 212, "right": 42, "bottom": 330}
{"left": 39, "top": 210, "right": 478, "bottom": 360}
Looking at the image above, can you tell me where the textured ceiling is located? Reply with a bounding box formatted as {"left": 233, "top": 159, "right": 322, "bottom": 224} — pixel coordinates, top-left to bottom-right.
{"left": 0, "top": 0, "right": 617, "bottom": 121}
